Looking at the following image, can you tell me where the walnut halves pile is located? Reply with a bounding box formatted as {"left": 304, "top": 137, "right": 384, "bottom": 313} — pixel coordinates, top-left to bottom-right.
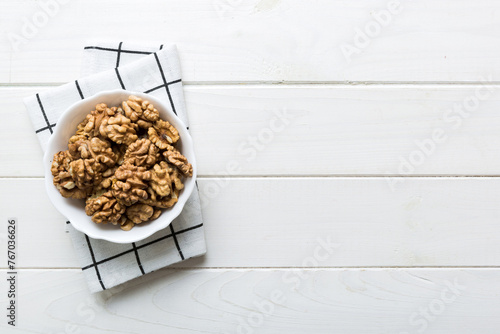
{"left": 51, "top": 96, "right": 193, "bottom": 231}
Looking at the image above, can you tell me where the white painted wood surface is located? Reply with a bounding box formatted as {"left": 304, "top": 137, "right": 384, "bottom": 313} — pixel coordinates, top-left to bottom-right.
{"left": 0, "top": 269, "right": 499, "bottom": 334}
{"left": 2, "top": 0, "right": 500, "bottom": 332}
{"left": 1, "top": 0, "right": 500, "bottom": 83}
{"left": 3, "top": 177, "right": 500, "bottom": 269}
{"left": 4, "top": 85, "right": 500, "bottom": 177}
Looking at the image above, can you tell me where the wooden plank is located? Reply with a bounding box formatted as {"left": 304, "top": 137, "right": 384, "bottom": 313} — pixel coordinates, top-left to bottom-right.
{"left": 2, "top": 177, "right": 500, "bottom": 268}
{"left": 4, "top": 84, "right": 500, "bottom": 177}
{"left": 0, "top": 268, "right": 499, "bottom": 333}
{"left": 0, "top": 88, "right": 44, "bottom": 177}
{"left": 1, "top": 0, "right": 500, "bottom": 83}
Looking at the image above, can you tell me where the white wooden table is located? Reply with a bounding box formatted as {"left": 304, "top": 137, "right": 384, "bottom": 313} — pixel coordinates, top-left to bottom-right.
{"left": 2, "top": 0, "right": 500, "bottom": 333}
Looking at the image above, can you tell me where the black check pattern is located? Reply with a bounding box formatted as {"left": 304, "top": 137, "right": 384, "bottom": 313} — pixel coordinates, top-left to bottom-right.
{"left": 26, "top": 42, "right": 206, "bottom": 292}
{"left": 80, "top": 224, "right": 202, "bottom": 272}
{"left": 85, "top": 234, "right": 105, "bottom": 290}
{"left": 33, "top": 43, "right": 184, "bottom": 136}
{"left": 35, "top": 94, "right": 55, "bottom": 134}
{"left": 83, "top": 43, "right": 183, "bottom": 104}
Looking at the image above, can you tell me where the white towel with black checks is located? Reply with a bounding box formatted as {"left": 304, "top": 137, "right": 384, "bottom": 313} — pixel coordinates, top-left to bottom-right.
{"left": 23, "top": 42, "right": 206, "bottom": 293}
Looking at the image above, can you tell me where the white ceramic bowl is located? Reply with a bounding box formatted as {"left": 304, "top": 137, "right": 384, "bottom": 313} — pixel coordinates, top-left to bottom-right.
{"left": 43, "top": 90, "right": 197, "bottom": 243}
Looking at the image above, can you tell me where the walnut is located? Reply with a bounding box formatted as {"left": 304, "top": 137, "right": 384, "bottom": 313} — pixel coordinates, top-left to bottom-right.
{"left": 93, "top": 166, "right": 117, "bottom": 193}
{"left": 163, "top": 149, "right": 193, "bottom": 176}
{"left": 125, "top": 203, "right": 155, "bottom": 224}
{"left": 111, "top": 163, "right": 151, "bottom": 205}
{"left": 51, "top": 151, "right": 70, "bottom": 176}
{"left": 123, "top": 138, "right": 159, "bottom": 167}
{"left": 68, "top": 158, "right": 100, "bottom": 189}
{"left": 140, "top": 187, "right": 179, "bottom": 208}
{"left": 113, "top": 144, "right": 127, "bottom": 165}
{"left": 141, "top": 102, "right": 160, "bottom": 123}
{"left": 148, "top": 120, "right": 179, "bottom": 149}
{"left": 137, "top": 119, "right": 153, "bottom": 129}
{"left": 138, "top": 161, "right": 183, "bottom": 209}
{"left": 169, "top": 166, "right": 185, "bottom": 191}
{"left": 151, "top": 208, "right": 162, "bottom": 220}
{"left": 69, "top": 104, "right": 118, "bottom": 143}
{"left": 154, "top": 191, "right": 179, "bottom": 208}
{"left": 68, "top": 139, "right": 90, "bottom": 160}
{"left": 69, "top": 118, "right": 91, "bottom": 144}
{"left": 150, "top": 161, "right": 171, "bottom": 196}
{"left": 90, "top": 137, "right": 118, "bottom": 167}
{"left": 123, "top": 204, "right": 161, "bottom": 228}
{"left": 51, "top": 151, "right": 90, "bottom": 199}
{"left": 86, "top": 104, "right": 118, "bottom": 137}
{"left": 140, "top": 196, "right": 178, "bottom": 209}
{"left": 122, "top": 95, "right": 159, "bottom": 127}
{"left": 68, "top": 137, "right": 117, "bottom": 168}
{"left": 141, "top": 162, "right": 183, "bottom": 208}
{"left": 100, "top": 113, "right": 138, "bottom": 145}
{"left": 85, "top": 191, "right": 126, "bottom": 224}
{"left": 118, "top": 216, "right": 134, "bottom": 231}
{"left": 65, "top": 137, "right": 118, "bottom": 189}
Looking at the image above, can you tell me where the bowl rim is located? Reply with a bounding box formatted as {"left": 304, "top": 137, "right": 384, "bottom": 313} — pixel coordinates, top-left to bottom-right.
{"left": 43, "top": 89, "right": 197, "bottom": 243}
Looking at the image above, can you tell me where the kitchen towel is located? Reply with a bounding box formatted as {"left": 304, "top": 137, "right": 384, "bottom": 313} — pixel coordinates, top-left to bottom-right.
{"left": 23, "top": 41, "right": 206, "bottom": 293}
